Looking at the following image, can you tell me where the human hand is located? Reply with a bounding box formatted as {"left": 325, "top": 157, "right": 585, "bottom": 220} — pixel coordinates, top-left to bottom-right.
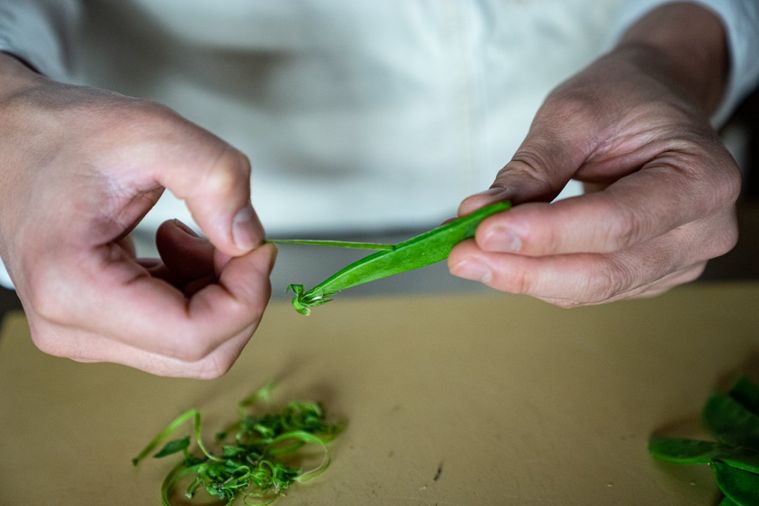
{"left": 0, "top": 53, "right": 275, "bottom": 377}
{"left": 449, "top": 4, "right": 740, "bottom": 307}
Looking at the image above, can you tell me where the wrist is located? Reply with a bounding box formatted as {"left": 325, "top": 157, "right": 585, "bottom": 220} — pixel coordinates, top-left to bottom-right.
{"left": 614, "top": 2, "right": 728, "bottom": 116}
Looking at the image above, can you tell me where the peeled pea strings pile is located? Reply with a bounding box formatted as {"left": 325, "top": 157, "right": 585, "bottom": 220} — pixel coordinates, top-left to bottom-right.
{"left": 132, "top": 384, "right": 343, "bottom": 505}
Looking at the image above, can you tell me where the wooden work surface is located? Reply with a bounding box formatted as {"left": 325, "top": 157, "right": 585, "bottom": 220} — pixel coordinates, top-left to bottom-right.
{"left": 2, "top": 283, "right": 759, "bottom": 505}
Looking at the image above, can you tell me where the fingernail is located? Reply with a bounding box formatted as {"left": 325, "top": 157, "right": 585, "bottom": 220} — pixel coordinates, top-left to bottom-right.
{"left": 232, "top": 206, "right": 259, "bottom": 251}
{"left": 485, "top": 186, "right": 509, "bottom": 197}
{"left": 451, "top": 259, "right": 492, "bottom": 283}
{"left": 483, "top": 227, "right": 522, "bottom": 253}
{"left": 173, "top": 219, "right": 198, "bottom": 237}
{"left": 468, "top": 187, "right": 509, "bottom": 203}
{"left": 460, "top": 187, "right": 510, "bottom": 216}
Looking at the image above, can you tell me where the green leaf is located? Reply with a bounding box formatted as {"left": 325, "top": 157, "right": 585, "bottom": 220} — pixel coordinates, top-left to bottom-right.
{"left": 648, "top": 437, "right": 759, "bottom": 474}
{"left": 721, "top": 452, "right": 759, "bottom": 475}
{"left": 153, "top": 436, "right": 190, "bottom": 459}
{"left": 649, "top": 378, "right": 759, "bottom": 504}
{"left": 713, "top": 460, "right": 759, "bottom": 505}
{"left": 703, "top": 394, "right": 759, "bottom": 447}
{"left": 648, "top": 437, "right": 729, "bottom": 464}
{"left": 729, "top": 377, "right": 759, "bottom": 416}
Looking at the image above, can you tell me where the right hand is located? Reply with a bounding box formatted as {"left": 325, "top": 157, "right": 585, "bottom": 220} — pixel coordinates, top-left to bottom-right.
{"left": 0, "top": 54, "right": 275, "bottom": 378}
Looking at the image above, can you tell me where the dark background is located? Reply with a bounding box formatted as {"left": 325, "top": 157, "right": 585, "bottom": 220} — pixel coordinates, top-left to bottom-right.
{"left": 1, "top": 88, "right": 758, "bottom": 324}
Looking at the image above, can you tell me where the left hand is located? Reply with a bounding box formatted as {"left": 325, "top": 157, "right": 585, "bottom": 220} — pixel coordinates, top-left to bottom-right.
{"left": 448, "top": 4, "right": 740, "bottom": 307}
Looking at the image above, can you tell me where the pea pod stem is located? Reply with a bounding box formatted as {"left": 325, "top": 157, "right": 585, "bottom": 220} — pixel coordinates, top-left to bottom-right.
{"left": 275, "top": 201, "right": 511, "bottom": 315}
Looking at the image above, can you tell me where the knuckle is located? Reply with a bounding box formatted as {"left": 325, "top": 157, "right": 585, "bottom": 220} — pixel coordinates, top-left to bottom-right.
{"left": 683, "top": 264, "right": 707, "bottom": 283}
{"left": 602, "top": 201, "right": 643, "bottom": 251}
{"left": 695, "top": 209, "right": 739, "bottom": 261}
{"left": 724, "top": 222, "right": 739, "bottom": 254}
{"left": 712, "top": 164, "right": 742, "bottom": 206}
{"left": 234, "top": 282, "right": 271, "bottom": 314}
{"left": 541, "top": 90, "right": 597, "bottom": 129}
{"left": 503, "top": 266, "right": 532, "bottom": 295}
{"left": 504, "top": 152, "right": 560, "bottom": 198}
{"left": 28, "top": 325, "right": 66, "bottom": 358}
{"left": 543, "top": 226, "right": 564, "bottom": 255}
{"left": 109, "top": 100, "right": 190, "bottom": 147}
{"left": 132, "top": 100, "right": 180, "bottom": 124}
{"left": 196, "top": 355, "right": 234, "bottom": 380}
{"left": 24, "top": 267, "right": 68, "bottom": 323}
{"left": 543, "top": 90, "right": 591, "bottom": 117}
{"left": 592, "top": 257, "right": 633, "bottom": 302}
{"left": 715, "top": 214, "right": 739, "bottom": 257}
{"left": 205, "top": 147, "right": 249, "bottom": 193}
{"left": 690, "top": 143, "right": 742, "bottom": 211}
{"left": 171, "top": 328, "right": 216, "bottom": 362}
{"left": 173, "top": 342, "right": 213, "bottom": 363}
{"left": 113, "top": 100, "right": 182, "bottom": 135}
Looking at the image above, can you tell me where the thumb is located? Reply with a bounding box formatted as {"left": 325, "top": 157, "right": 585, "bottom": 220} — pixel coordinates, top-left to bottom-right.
{"left": 458, "top": 100, "right": 594, "bottom": 216}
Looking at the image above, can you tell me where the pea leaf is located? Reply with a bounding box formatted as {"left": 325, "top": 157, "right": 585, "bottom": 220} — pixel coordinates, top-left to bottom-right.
{"left": 153, "top": 436, "right": 190, "bottom": 459}
{"left": 720, "top": 452, "right": 759, "bottom": 475}
{"left": 648, "top": 437, "right": 759, "bottom": 474}
{"left": 703, "top": 393, "right": 759, "bottom": 447}
{"left": 648, "top": 437, "right": 731, "bottom": 464}
{"left": 729, "top": 377, "right": 759, "bottom": 416}
{"left": 649, "top": 376, "right": 759, "bottom": 504}
{"left": 713, "top": 460, "right": 759, "bottom": 505}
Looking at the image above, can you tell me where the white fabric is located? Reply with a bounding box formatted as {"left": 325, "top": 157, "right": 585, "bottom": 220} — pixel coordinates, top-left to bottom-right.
{"left": 0, "top": 0, "right": 757, "bottom": 290}
{"left": 613, "top": 0, "right": 759, "bottom": 126}
{"left": 0, "top": 261, "right": 10, "bottom": 288}
{"left": 67, "top": 0, "right": 615, "bottom": 234}
{"left": 0, "top": 0, "right": 79, "bottom": 79}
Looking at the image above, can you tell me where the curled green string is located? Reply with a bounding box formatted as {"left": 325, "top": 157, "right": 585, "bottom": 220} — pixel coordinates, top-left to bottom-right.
{"left": 133, "top": 384, "right": 344, "bottom": 505}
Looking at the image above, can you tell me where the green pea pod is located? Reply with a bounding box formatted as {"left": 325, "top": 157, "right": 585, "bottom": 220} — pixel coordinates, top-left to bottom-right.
{"left": 272, "top": 201, "right": 510, "bottom": 315}
{"left": 713, "top": 460, "right": 759, "bottom": 505}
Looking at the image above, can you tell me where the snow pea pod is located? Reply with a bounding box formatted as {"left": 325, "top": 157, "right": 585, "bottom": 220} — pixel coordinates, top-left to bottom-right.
{"left": 271, "top": 200, "right": 510, "bottom": 315}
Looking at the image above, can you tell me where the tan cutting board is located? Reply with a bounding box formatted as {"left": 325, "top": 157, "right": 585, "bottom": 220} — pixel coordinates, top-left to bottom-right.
{"left": 2, "top": 284, "right": 759, "bottom": 505}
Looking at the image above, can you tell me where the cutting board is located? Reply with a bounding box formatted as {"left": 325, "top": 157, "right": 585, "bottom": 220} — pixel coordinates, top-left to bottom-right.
{"left": 2, "top": 284, "right": 759, "bottom": 505}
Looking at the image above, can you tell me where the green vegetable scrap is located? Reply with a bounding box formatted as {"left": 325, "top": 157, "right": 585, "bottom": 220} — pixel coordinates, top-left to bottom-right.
{"left": 649, "top": 376, "right": 759, "bottom": 505}
{"left": 270, "top": 200, "right": 511, "bottom": 315}
{"left": 132, "top": 384, "right": 344, "bottom": 506}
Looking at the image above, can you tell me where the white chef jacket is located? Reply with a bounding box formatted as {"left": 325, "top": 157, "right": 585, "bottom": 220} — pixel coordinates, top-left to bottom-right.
{"left": 0, "top": 0, "right": 758, "bottom": 289}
